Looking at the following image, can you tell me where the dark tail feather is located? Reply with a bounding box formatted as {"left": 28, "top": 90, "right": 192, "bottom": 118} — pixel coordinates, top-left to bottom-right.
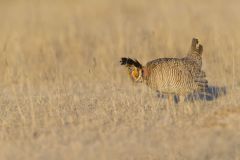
{"left": 191, "top": 38, "right": 199, "bottom": 51}
{"left": 198, "top": 71, "right": 206, "bottom": 78}
{"left": 195, "top": 78, "right": 208, "bottom": 92}
{"left": 198, "top": 44, "right": 203, "bottom": 55}
{"left": 195, "top": 69, "right": 208, "bottom": 92}
{"left": 188, "top": 38, "right": 203, "bottom": 56}
{"left": 120, "top": 57, "right": 142, "bottom": 68}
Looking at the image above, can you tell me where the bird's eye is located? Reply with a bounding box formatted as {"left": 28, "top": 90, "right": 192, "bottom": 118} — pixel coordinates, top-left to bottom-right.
{"left": 128, "top": 68, "right": 133, "bottom": 72}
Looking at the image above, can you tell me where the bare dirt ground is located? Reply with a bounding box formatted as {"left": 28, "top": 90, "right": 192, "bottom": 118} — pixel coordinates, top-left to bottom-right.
{"left": 0, "top": 0, "right": 239, "bottom": 159}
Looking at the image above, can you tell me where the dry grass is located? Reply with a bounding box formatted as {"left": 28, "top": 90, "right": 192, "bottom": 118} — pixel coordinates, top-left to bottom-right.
{"left": 0, "top": 0, "right": 240, "bottom": 159}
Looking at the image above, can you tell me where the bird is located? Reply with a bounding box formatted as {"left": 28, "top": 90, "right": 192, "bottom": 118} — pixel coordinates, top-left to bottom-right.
{"left": 120, "top": 38, "right": 208, "bottom": 104}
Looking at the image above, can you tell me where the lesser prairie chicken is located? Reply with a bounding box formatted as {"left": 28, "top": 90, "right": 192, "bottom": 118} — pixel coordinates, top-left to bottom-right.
{"left": 120, "top": 38, "right": 208, "bottom": 103}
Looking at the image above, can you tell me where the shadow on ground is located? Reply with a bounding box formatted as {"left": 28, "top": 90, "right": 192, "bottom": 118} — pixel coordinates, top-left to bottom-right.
{"left": 187, "top": 86, "right": 227, "bottom": 101}
{"left": 157, "top": 86, "right": 227, "bottom": 103}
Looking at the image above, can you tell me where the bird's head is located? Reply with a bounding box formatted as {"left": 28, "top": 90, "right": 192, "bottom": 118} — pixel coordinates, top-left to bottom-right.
{"left": 120, "top": 57, "right": 147, "bottom": 83}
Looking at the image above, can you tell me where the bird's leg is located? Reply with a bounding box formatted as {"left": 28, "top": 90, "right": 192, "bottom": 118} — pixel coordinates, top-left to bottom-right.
{"left": 167, "top": 95, "right": 174, "bottom": 106}
{"left": 156, "top": 90, "right": 161, "bottom": 98}
{"left": 178, "top": 95, "right": 185, "bottom": 104}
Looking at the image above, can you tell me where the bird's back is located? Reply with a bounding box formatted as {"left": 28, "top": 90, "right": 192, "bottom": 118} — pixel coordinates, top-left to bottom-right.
{"left": 145, "top": 58, "right": 207, "bottom": 95}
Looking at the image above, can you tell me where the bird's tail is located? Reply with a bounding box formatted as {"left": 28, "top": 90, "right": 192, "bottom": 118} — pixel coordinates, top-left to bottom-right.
{"left": 195, "top": 71, "right": 208, "bottom": 92}
{"left": 187, "top": 38, "right": 203, "bottom": 60}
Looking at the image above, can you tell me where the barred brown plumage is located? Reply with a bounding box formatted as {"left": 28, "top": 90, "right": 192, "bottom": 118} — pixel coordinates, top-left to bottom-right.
{"left": 120, "top": 38, "right": 208, "bottom": 103}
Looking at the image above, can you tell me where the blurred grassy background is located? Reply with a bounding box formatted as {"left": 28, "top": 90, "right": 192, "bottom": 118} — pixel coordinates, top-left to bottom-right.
{"left": 1, "top": 0, "right": 240, "bottom": 86}
{"left": 0, "top": 0, "right": 240, "bottom": 159}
